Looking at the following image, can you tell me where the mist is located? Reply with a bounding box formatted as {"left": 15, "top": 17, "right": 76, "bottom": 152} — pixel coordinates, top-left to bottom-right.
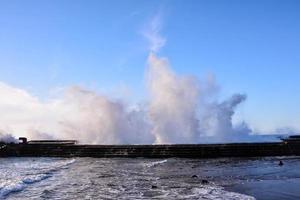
{"left": 0, "top": 53, "right": 255, "bottom": 144}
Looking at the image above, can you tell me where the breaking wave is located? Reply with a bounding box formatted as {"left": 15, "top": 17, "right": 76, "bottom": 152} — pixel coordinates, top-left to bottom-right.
{"left": 0, "top": 159, "right": 75, "bottom": 198}
{"left": 146, "top": 159, "right": 168, "bottom": 167}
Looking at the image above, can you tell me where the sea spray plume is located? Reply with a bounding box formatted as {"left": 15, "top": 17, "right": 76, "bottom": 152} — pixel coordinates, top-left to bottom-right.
{"left": 199, "top": 94, "right": 250, "bottom": 142}
{"left": 146, "top": 53, "right": 250, "bottom": 143}
{"left": 147, "top": 53, "right": 200, "bottom": 143}
{"left": 0, "top": 55, "right": 250, "bottom": 144}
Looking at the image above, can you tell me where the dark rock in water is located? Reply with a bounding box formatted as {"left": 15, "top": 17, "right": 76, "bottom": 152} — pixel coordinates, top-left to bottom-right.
{"left": 201, "top": 179, "right": 209, "bottom": 184}
{"left": 191, "top": 175, "right": 198, "bottom": 178}
{"left": 151, "top": 185, "right": 158, "bottom": 189}
{"left": 41, "top": 189, "right": 55, "bottom": 199}
{"left": 42, "top": 189, "right": 52, "bottom": 195}
{"left": 279, "top": 160, "right": 284, "bottom": 166}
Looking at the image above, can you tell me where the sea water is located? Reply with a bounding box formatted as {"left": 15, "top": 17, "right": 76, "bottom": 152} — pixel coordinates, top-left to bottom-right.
{"left": 1, "top": 156, "right": 300, "bottom": 199}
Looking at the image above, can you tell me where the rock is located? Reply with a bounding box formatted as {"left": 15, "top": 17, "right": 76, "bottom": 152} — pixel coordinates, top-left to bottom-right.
{"left": 151, "top": 185, "right": 157, "bottom": 189}
{"left": 191, "top": 175, "right": 198, "bottom": 178}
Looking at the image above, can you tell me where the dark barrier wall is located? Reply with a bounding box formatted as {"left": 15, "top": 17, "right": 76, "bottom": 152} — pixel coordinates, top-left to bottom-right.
{"left": 1, "top": 142, "right": 300, "bottom": 158}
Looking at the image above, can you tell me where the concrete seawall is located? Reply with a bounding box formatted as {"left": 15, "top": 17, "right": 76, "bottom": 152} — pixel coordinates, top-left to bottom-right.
{"left": 1, "top": 142, "right": 300, "bottom": 158}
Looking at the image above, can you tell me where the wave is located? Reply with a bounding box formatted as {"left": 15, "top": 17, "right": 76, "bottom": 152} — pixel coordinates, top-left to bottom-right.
{"left": 0, "top": 181, "right": 25, "bottom": 198}
{"left": 22, "top": 174, "right": 52, "bottom": 184}
{"left": 146, "top": 159, "right": 168, "bottom": 168}
{"left": 0, "top": 159, "right": 76, "bottom": 198}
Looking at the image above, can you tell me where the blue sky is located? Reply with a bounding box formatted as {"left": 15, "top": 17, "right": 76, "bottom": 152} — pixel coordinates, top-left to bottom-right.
{"left": 0, "top": 0, "right": 299, "bottom": 132}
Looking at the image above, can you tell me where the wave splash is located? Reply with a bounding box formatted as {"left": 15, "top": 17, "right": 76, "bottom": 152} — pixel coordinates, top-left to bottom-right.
{"left": 0, "top": 53, "right": 252, "bottom": 144}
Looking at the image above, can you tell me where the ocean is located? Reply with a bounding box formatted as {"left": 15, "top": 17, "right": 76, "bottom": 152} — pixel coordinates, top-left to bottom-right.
{"left": 1, "top": 156, "right": 300, "bottom": 199}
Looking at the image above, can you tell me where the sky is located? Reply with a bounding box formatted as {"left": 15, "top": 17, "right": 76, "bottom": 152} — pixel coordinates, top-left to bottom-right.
{"left": 0, "top": 0, "right": 299, "bottom": 133}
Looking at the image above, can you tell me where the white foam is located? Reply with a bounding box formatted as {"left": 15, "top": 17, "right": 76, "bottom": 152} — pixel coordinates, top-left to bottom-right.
{"left": 22, "top": 174, "right": 52, "bottom": 184}
{"left": 146, "top": 159, "right": 168, "bottom": 167}
{"left": 0, "top": 181, "right": 25, "bottom": 197}
{"left": 0, "top": 159, "right": 76, "bottom": 198}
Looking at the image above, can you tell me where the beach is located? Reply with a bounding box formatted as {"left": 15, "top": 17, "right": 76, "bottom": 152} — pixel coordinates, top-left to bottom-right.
{"left": 1, "top": 156, "right": 299, "bottom": 199}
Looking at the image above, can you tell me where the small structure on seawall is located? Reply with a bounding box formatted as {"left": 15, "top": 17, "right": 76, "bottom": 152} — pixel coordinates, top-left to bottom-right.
{"left": 19, "top": 137, "right": 77, "bottom": 145}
